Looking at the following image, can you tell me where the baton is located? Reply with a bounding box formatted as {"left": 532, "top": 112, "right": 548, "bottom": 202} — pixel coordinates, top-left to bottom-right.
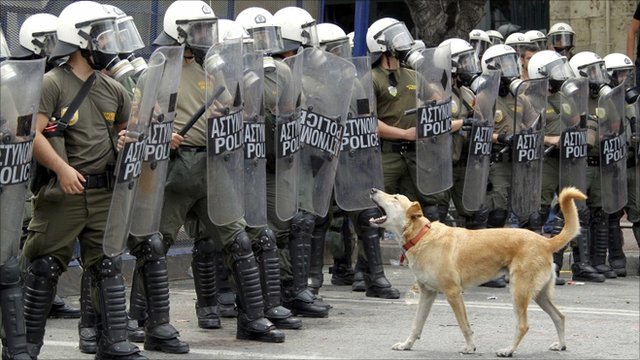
{"left": 178, "top": 85, "right": 225, "bottom": 137}
{"left": 543, "top": 145, "right": 556, "bottom": 157}
{"left": 404, "top": 108, "right": 417, "bottom": 116}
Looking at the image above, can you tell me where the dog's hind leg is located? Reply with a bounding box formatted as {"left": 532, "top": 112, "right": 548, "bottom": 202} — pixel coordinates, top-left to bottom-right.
{"left": 534, "top": 281, "right": 566, "bottom": 352}
{"left": 392, "top": 287, "right": 437, "bottom": 351}
{"left": 496, "top": 284, "right": 532, "bottom": 357}
{"left": 444, "top": 290, "right": 476, "bottom": 354}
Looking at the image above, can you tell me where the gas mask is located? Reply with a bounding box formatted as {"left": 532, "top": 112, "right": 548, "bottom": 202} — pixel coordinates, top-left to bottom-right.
{"left": 124, "top": 53, "right": 147, "bottom": 76}
{"left": 82, "top": 48, "right": 120, "bottom": 71}
{"left": 109, "top": 56, "right": 135, "bottom": 80}
{"left": 403, "top": 40, "right": 425, "bottom": 70}
{"left": 263, "top": 56, "right": 276, "bottom": 74}
{"left": 190, "top": 46, "right": 208, "bottom": 66}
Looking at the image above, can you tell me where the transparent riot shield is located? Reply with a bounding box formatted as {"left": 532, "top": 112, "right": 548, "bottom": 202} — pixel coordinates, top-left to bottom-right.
{"left": 103, "top": 52, "right": 165, "bottom": 257}
{"left": 275, "top": 49, "right": 303, "bottom": 221}
{"left": 243, "top": 50, "right": 267, "bottom": 227}
{"left": 627, "top": 94, "right": 640, "bottom": 208}
{"left": 597, "top": 83, "right": 627, "bottom": 214}
{"left": 129, "top": 45, "right": 184, "bottom": 238}
{"left": 0, "top": 58, "right": 45, "bottom": 265}
{"left": 205, "top": 38, "right": 245, "bottom": 226}
{"left": 298, "top": 47, "right": 356, "bottom": 217}
{"left": 510, "top": 77, "right": 548, "bottom": 219}
{"left": 334, "top": 56, "right": 384, "bottom": 212}
{"left": 558, "top": 77, "right": 588, "bottom": 194}
{"left": 462, "top": 70, "right": 500, "bottom": 211}
{"left": 415, "top": 46, "right": 453, "bottom": 195}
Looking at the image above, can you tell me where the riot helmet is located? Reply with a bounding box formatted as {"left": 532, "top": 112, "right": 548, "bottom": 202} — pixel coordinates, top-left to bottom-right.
{"left": 49, "top": 1, "right": 121, "bottom": 71}
{"left": 569, "top": 51, "right": 610, "bottom": 97}
{"left": 469, "top": 29, "right": 491, "bottom": 59}
{"left": 486, "top": 30, "right": 504, "bottom": 44}
{"left": 547, "top": 22, "right": 575, "bottom": 57}
{"left": 524, "top": 30, "right": 547, "bottom": 50}
{"left": 236, "top": 7, "right": 283, "bottom": 55}
{"left": 528, "top": 50, "right": 574, "bottom": 93}
{"left": 272, "top": 7, "right": 319, "bottom": 52}
{"left": 366, "top": 17, "right": 414, "bottom": 62}
{"left": 108, "top": 5, "right": 146, "bottom": 77}
{"left": 604, "top": 53, "right": 635, "bottom": 88}
{"left": 317, "top": 23, "right": 350, "bottom": 59}
{"left": 154, "top": 0, "right": 218, "bottom": 66}
{"left": 504, "top": 32, "right": 531, "bottom": 57}
{"left": 439, "top": 38, "right": 480, "bottom": 87}
{"left": 12, "top": 13, "right": 58, "bottom": 59}
{"left": 481, "top": 44, "right": 521, "bottom": 96}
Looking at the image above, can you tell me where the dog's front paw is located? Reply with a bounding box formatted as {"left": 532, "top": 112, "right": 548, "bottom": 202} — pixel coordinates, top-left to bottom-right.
{"left": 496, "top": 348, "right": 514, "bottom": 357}
{"left": 392, "top": 341, "right": 413, "bottom": 351}
{"left": 460, "top": 345, "right": 476, "bottom": 354}
{"left": 548, "top": 342, "right": 566, "bottom": 351}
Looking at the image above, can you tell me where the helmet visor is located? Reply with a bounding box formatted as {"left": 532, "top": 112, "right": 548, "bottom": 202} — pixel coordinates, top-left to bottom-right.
{"left": 300, "top": 20, "right": 319, "bottom": 47}
{"left": 532, "top": 39, "right": 546, "bottom": 50}
{"left": 248, "top": 25, "right": 283, "bottom": 54}
{"left": 612, "top": 68, "right": 634, "bottom": 88}
{"left": 489, "top": 35, "right": 503, "bottom": 44}
{"left": 90, "top": 20, "right": 120, "bottom": 54}
{"left": 579, "top": 61, "right": 609, "bottom": 85}
{"left": 116, "top": 17, "right": 145, "bottom": 52}
{"left": 377, "top": 22, "right": 413, "bottom": 52}
{"left": 549, "top": 33, "right": 574, "bottom": 49}
{"left": 456, "top": 49, "right": 480, "bottom": 73}
{"left": 321, "top": 37, "right": 351, "bottom": 58}
{"left": 183, "top": 20, "right": 219, "bottom": 49}
{"left": 545, "top": 57, "right": 574, "bottom": 81}
{"left": 470, "top": 39, "right": 490, "bottom": 58}
{"left": 488, "top": 53, "right": 520, "bottom": 78}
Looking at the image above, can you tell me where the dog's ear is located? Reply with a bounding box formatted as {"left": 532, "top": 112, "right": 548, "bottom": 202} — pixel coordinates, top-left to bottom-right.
{"left": 408, "top": 202, "right": 423, "bottom": 220}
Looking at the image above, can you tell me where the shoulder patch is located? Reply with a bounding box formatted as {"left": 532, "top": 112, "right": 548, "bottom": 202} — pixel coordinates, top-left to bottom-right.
{"left": 495, "top": 109, "right": 503, "bottom": 123}
{"left": 61, "top": 107, "right": 79, "bottom": 126}
{"left": 451, "top": 99, "right": 459, "bottom": 115}
{"left": 406, "top": 84, "right": 416, "bottom": 91}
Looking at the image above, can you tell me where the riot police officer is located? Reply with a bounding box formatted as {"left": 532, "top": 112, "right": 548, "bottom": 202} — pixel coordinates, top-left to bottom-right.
{"left": 548, "top": 23, "right": 576, "bottom": 59}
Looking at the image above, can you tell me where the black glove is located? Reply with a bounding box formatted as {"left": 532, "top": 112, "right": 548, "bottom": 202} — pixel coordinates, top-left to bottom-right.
{"left": 497, "top": 133, "right": 513, "bottom": 146}
{"left": 462, "top": 117, "right": 476, "bottom": 131}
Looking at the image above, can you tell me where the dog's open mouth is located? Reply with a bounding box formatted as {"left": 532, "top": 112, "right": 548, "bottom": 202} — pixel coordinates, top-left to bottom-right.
{"left": 370, "top": 214, "right": 387, "bottom": 225}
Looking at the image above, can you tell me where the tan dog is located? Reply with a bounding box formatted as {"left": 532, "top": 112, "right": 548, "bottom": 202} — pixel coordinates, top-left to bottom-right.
{"left": 369, "top": 187, "right": 586, "bottom": 357}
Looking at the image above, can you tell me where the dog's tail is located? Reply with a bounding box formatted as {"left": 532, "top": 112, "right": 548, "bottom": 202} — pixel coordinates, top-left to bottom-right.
{"left": 547, "top": 186, "right": 587, "bottom": 253}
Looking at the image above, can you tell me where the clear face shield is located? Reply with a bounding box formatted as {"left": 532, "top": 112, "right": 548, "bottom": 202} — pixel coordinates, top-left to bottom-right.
{"left": 455, "top": 49, "right": 481, "bottom": 74}
{"left": 489, "top": 35, "right": 503, "bottom": 45}
{"left": 321, "top": 37, "right": 351, "bottom": 58}
{"left": 84, "top": 19, "right": 121, "bottom": 70}
{"left": 550, "top": 33, "right": 574, "bottom": 55}
{"left": 0, "top": 29, "right": 9, "bottom": 60}
{"left": 488, "top": 53, "right": 521, "bottom": 79}
{"left": 180, "top": 19, "right": 218, "bottom": 65}
{"left": 609, "top": 68, "right": 633, "bottom": 88}
{"left": 248, "top": 25, "right": 284, "bottom": 54}
{"left": 300, "top": 20, "right": 319, "bottom": 48}
{"left": 32, "top": 31, "right": 58, "bottom": 57}
{"left": 531, "top": 39, "right": 546, "bottom": 50}
{"left": 376, "top": 22, "right": 414, "bottom": 56}
{"left": 470, "top": 39, "right": 491, "bottom": 58}
{"left": 116, "top": 17, "right": 145, "bottom": 53}
{"left": 578, "top": 61, "right": 609, "bottom": 85}
{"left": 544, "top": 57, "right": 574, "bottom": 92}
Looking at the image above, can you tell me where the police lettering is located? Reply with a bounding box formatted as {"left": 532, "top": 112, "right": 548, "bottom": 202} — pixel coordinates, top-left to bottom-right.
{"left": 208, "top": 110, "right": 244, "bottom": 155}
{"left": 244, "top": 122, "right": 266, "bottom": 160}
{"left": 299, "top": 110, "right": 343, "bottom": 156}
{"left": 0, "top": 141, "right": 33, "bottom": 185}
{"left": 277, "top": 119, "right": 300, "bottom": 158}
{"left": 341, "top": 116, "right": 379, "bottom": 151}
{"left": 601, "top": 135, "right": 626, "bottom": 166}
{"left": 145, "top": 121, "right": 173, "bottom": 162}
{"left": 470, "top": 125, "right": 493, "bottom": 156}
{"left": 118, "top": 141, "right": 145, "bottom": 182}
{"left": 514, "top": 133, "right": 540, "bottom": 162}
{"left": 561, "top": 130, "right": 587, "bottom": 160}
{"left": 417, "top": 101, "right": 452, "bottom": 138}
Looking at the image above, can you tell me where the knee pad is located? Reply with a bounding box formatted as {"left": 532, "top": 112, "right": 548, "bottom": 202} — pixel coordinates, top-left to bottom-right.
{"left": 192, "top": 238, "right": 216, "bottom": 260}
{"left": 94, "top": 255, "right": 123, "bottom": 279}
{"left": 290, "top": 211, "right": 315, "bottom": 234}
{"left": 357, "top": 208, "right": 381, "bottom": 229}
{"left": 256, "top": 228, "right": 277, "bottom": 252}
{"left": 28, "top": 255, "right": 61, "bottom": 281}
{"left": 487, "top": 209, "right": 508, "bottom": 228}
{"left": 589, "top": 207, "right": 607, "bottom": 227}
{"left": 229, "top": 231, "right": 252, "bottom": 260}
{"left": 0, "top": 256, "right": 21, "bottom": 287}
{"left": 131, "top": 233, "right": 166, "bottom": 262}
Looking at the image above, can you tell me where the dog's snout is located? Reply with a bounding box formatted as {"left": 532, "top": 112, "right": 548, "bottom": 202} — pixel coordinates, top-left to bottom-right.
{"left": 370, "top": 188, "right": 379, "bottom": 194}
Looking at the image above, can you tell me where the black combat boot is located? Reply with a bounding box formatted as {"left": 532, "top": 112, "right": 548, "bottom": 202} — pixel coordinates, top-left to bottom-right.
{"left": 229, "top": 232, "right": 285, "bottom": 342}
{"left": 213, "top": 249, "right": 237, "bottom": 317}
{"left": 0, "top": 257, "right": 31, "bottom": 360}
{"left": 126, "top": 267, "right": 146, "bottom": 343}
{"left": 23, "top": 255, "right": 60, "bottom": 358}
{"left": 131, "top": 234, "right": 189, "bottom": 354}
{"left": 570, "top": 208, "right": 605, "bottom": 282}
{"left": 308, "top": 216, "right": 329, "bottom": 295}
{"left": 590, "top": 210, "right": 617, "bottom": 279}
{"left": 48, "top": 294, "right": 80, "bottom": 319}
{"left": 358, "top": 209, "right": 400, "bottom": 299}
{"left": 78, "top": 270, "right": 98, "bottom": 353}
{"left": 283, "top": 212, "right": 330, "bottom": 317}
{"left": 351, "top": 258, "right": 366, "bottom": 292}
{"left": 93, "top": 256, "right": 146, "bottom": 360}
{"left": 255, "top": 229, "right": 302, "bottom": 330}
{"left": 191, "top": 238, "right": 221, "bottom": 329}
{"left": 607, "top": 212, "right": 626, "bottom": 277}
{"left": 330, "top": 215, "right": 355, "bottom": 285}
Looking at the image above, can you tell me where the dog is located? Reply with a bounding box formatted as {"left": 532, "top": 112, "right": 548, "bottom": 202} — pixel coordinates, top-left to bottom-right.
{"left": 369, "top": 187, "right": 586, "bottom": 357}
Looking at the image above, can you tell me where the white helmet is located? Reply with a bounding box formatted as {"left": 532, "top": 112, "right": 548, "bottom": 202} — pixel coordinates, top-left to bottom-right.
{"left": 366, "top": 17, "right": 414, "bottom": 55}
{"left": 504, "top": 32, "right": 531, "bottom": 56}
{"left": 524, "top": 30, "right": 546, "bottom": 50}
{"left": 486, "top": 30, "right": 504, "bottom": 44}
{"left": 528, "top": 50, "right": 573, "bottom": 80}
{"left": 481, "top": 44, "right": 520, "bottom": 79}
{"left": 604, "top": 53, "right": 634, "bottom": 87}
{"left": 154, "top": 0, "right": 218, "bottom": 49}
{"left": 569, "top": 51, "right": 609, "bottom": 86}
{"left": 468, "top": 29, "right": 491, "bottom": 58}
{"left": 107, "top": 5, "right": 144, "bottom": 53}
{"left": 439, "top": 38, "right": 480, "bottom": 74}
{"left": 317, "top": 23, "right": 350, "bottom": 58}
{"left": 547, "top": 22, "right": 574, "bottom": 53}
{"left": 218, "top": 19, "right": 250, "bottom": 42}
{"left": 272, "top": 7, "right": 318, "bottom": 51}
{"left": 235, "top": 7, "right": 283, "bottom": 54}
{"left": 13, "top": 13, "right": 58, "bottom": 58}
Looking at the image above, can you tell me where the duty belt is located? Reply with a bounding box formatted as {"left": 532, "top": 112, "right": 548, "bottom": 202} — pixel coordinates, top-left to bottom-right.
{"left": 381, "top": 140, "right": 415, "bottom": 154}
{"left": 179, "top": 145, "right": 206, "bottom": 152}
{"left": 84, "top": 172, "right": 112, "bottom": 189}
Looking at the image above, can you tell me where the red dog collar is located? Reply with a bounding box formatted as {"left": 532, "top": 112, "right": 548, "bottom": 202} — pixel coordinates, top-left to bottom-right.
{"left": 402, "top": 224, "right": 431, "bottom": 252}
